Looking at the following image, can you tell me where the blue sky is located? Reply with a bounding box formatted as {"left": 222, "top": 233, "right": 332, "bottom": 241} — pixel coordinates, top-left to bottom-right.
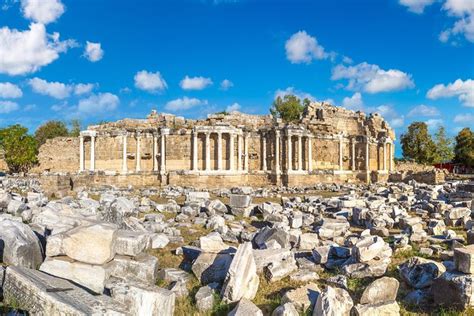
{"left": 0, "top": 0, "right": 473, "bottom": 156}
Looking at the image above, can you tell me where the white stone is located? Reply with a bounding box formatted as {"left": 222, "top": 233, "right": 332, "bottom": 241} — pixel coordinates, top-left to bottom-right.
{"left": 313, "top": 286, "right": 353, "bottom": 316}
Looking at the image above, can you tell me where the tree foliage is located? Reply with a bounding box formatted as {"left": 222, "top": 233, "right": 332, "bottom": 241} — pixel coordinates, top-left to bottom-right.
{"left": 69, "top": 119, "right": 82, "bottom": 137}
{"left": 0, "top": 125, "right": 38, "bottom": 173}
{"left": 35, "top": 120, "right": 69, "bottom": 146}
{"left": 270, "top": 95, "right": 305, "bottom": 122}
{"left": 454, "top": 127, "right": 474, "bottom": 167}
{"left": 400, "top": 122, "right": 437, "bottom": 164}
{"left": 432, "top": 126, "right": 454, "bottom": 163}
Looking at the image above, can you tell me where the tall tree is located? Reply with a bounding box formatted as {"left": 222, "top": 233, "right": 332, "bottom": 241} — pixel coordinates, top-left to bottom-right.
{"left": 69, "top": 119, "right": 82, "bottom": 137}
{"left": 433, "top": 126, "right": 454, "bottom": 163}
{"left": 35, "top": 120, "right": 69, "bottom": 146}
{"left": 0, "top": 125, "right": 38, "bottom": 173}
{"left": 400, "top": 122, "right": 437, "bottom": 164}
{"left": 454, "top": 127, "right": 474, "bottom": 167}
{"left": 270, "top": 94, "right": 305, "bottom": 122}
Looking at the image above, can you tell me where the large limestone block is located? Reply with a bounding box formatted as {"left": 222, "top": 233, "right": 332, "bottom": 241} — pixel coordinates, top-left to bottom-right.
{"left": 454, "top": 245, "right": 474, "bottom": 274}
{"left": 353, "top": 301, "right": 400, "bottom": 316}
{"left": 103, "top": 197, "right": 138, "bottom": 226}
{"left": 0, "top": 190, "right": 11, "bottom": 209}
{"left": 432, "top": 271, "right": 474, "bottom": 308}
{"left": 199, "top": 232, "right": 230, "bottom": 253}
{"left": 39, "top": 257, "right": 107, "bottom": 294}
{"left": 0, "top": 219, "right": 43, "bottom": 269}
{"left": 299, "top": 233, "right": 320, "bottom": 250}
{"left": 253, "top": 248, "right": 293, "bottom": 272}
{"left": 221, "top": 242, "right": 259, "bottom": 303}
{"left": 272, "top": 302, "right": 299, "bottom": 316}
{"left": 353, "top": 236, "right": 386, "bottom": 263}
{"left": 105, "top": 253, "right": 159, "bottom": 285}
{"left": 228, "top": 298, "right": 263, "bottom": 316}
{"left": 3, "top": 266, "right": 127, "bottom": 315}
{"left": 281, "top": 283, "right": 320, "bottom": 312}
{"left": 229, "top": 194, "right": 252, "bottom": 208}
{"left": 115, "top": 230, "right": 150, "bottom": 256}
{"left": 313, "top": 286, "right": 353, "bottom": 316}
{"left": 62, "top": 223, "right": 117, "bottom": 265}
{"left": 399, "top": 256, "right": 446, "bottom": 289}
{"left": 192, "top": 252, "right": 232, "bottom": 284}
{"left": 360, "top": 277, "right": 399, "bottom": 305}
{"left": 108, "top": 278, "right": 175, "bottom": 316}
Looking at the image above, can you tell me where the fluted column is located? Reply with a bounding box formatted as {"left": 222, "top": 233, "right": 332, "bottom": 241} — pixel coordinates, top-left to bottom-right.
{"left": 274, "top": 130, "right": 281, "bottom": 174}
{"left": 193, "top": 131, "right": 198, "bottom": 171}
{"left": 338, "top": 135, "right": 343, "bottom": 171}
{"left": 383, "top": 142, "right": 387, "bottom": 171}
{"left": 389, "top": 142, "right": 394, "bottom": 171}
{"left": 122, "top": 133, "right": 128, "bottom": 173}
{"left": 287, "top": 132, "right": 292, "bottom": 172}
{"left": 351, "top": 138, "right": 356, "bottom": 171}
{"left": 229, "top": 133, "right": 235, "bottom": 171}
{"left": 160, "top": 129, "right": 169, "bottom": 175}
{"left": 297, "top": 135, "right": 302, "bottom": 171}
{"left": 135, "top": 132, "right": 141, "bottom": 172}
{"left": 205, "top": 132, "right": 211, "bottom": 171}
{"left": 217, "top": 132, "right": 223, "bottom": 171}
{"left": 365, "top": 138, "right": 370, "bottom": 171}
{"left": 90, "top": 135, "right": 95, "bottom": 172}
{"left": 79, "top": 135, "right": 84, "bottom": 172}
{"left": 152, "top": 133, "right": 158, "bottom": 172}
{"left": 307, "top": 136, "right": 312, "bottom": 172}
{"left": 262, "top": 134, "right": 267, "bottom": 171}
{"left": 244, "top": 133, "right": 249, "bottom": 172}
{"left": 237, "top": 135, "right": 242, "bottom": 171}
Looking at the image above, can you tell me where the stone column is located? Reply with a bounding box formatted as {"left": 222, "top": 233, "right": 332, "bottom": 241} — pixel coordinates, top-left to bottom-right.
{"left": 338, "top": 135, "right": 343, "bottom": 171}
{"left": 152, "top": 133, "right": 158, "bottom": 172}
{"left": 237, "top": 134, "right": 242, "bottom": 171}
{"left": 287, "top": 132, "right": 292, "bottom": 171}
{"left": 205, "top": 132, "right": 211, "bottom": 171}
{"left": 217, "top": 132, "right": 223, "bottom": 171}
{"left": 365, "top": 138, "right": 370, "bottom": 171}
{"left": 79, "top": 135, "right": 84, "bottom": 172}
{"left": 122, "top": 133, "right": 128, "bottom": 173}
{"left": 389, "top": 142, "right": 394, "bottom": 171}
{"left": 297, "top": 135, "right": 302, "bottom": 171}
{"left": 262, "top": 134, "right": 267, "bottom": 171}
{"left": 307, "top": 136, "right": 312, "bottom": 172}
{"left": 275, "top": 130, "right": 280, "bottom": 173}
{"left": 383, "top": 142, "right": 387, "bottom": 171}
{"left": 351, "top": 137, "right": 356, "bottom": 171}
{"left": 160, "top": 129, "right": 169, "bottom": 175}
{"left": 135, "top": 132, "right": 141, "bottom": 172}
{"left": 90, "top": 135, "right": 96, "bottom": 172}
{"left": 229, "top": 133, "right": 235, "bottom": 171}
{"left": 244, "top": 133, "right": 249, "bottom": 172}
{"left": 192, "top": 131, "right": 198, "bottom": 171}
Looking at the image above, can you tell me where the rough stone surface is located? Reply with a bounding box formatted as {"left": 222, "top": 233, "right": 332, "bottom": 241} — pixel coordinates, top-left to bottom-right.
{"left": 360, "top": 277, "right": 399, "bottom": 305}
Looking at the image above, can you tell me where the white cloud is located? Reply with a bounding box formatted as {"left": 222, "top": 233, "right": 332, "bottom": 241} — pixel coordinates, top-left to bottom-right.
{"left": 77, "top": 93, "right": 119, "bottom": 114}
{"left": 441, "top": 0, "right": 474, "bottom": 43}
{"left": 21, "top": 0, "right": 65, "bottom": 24}
{"left": 342, "top": 92, "right": 364, "bottom": 110}
{"left": 342, "top": 56, "right": 353, "bottom": 64}
{"left": 0, "top": 101, "right": 19, "bottom": 113}
{"left": 220, "top": 79, "right": 234, "bottom": 90}
{"left": 165, "top": 97, "right": 207, "bottom": 111}
{"left": 180, "top": 76, "right": 213, "bottom": 90}
{"left": 390, "top": 117, "right": 405, "bottom": 128}
{"left": 407, "top": 104, "right": 440, "bottom": 117}
{"left": 427, "top": 78, "right": 474, "bottom": 107}
{"left": 134, "top": 70, "right": 167, "bottom": 92}
{"left": 274, "top": 87, "right": 315, "bottom": 102}
{"left": 285, "top": 31, "right": 328, "bottom": 64}
{"left": 0, "top": 23, "right": 76, "bottom": 76}
{"left": 84, "top": 41, "right": 104, "bottom": 62}
{"left": 73, "top": 83, "right": 94, "bottom": 95}
{"left": 399, "top": 0, "right": 435, "bottom": 14}
{"left": 331, "top": 62, "right": 415, "bottom": 93}
{"left": 23, "top": 104, "right": 36, "bottom": 111}
{"left": 29, "top": 77, "right": 71, "bottom": 99}
{"left": 454, "top": 113, "right": 474, "bottom": 124}
{"left": 425, "top": 118, "right": 444, "bottom": 130}
{"left": 0, "top": 82, "right": 22, "bottom": 98}
{"left": 226, "top": 102, "right": 241, "bottom": 112}
{"left": 372, "top": 104, "right": 406, "bottom": 128}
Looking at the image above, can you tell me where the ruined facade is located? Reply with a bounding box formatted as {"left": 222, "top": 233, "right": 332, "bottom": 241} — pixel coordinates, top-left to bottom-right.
{"left": 34, "top": 102, "right": 395, "bottom": 188}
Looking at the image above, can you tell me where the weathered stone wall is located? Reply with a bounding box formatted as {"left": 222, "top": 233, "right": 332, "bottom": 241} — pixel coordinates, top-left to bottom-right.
{"left": 31, "top": 137, "right": 79, "bottom": 173}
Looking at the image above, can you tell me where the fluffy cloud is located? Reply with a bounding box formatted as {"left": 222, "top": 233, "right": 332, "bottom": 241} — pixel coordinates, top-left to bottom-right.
{"left": 29, "top": 78, "right": 94, "bottom": 99}
{"left": 165, "top": 97, "right": 207, "bottom": 111}
{"left": 77, "top": 93, "right": 119, "bottom": 114}
{"left": 73, "top": 83, "right": 94, "bottom": 95}
{"left": 425, "top": 118, "right": 444, "bottom": 130}
{"left": 454, "top": 113, "right": 474, "bottom": 124}
{"left": 180, "top": 76, "right": 213, "bottom": 90}
{"left": 134, "top": 70, "right": 167, "bottom": 92}
{"left": 373, "top": 104, "right": 405, "bottom": 128}
{"left": 0, "top": 23, "right": 75, "bottom": 75}
{"left": 331, "top": 62, "right": 415, "bottom": 93}
{"left": 21, "top": 0, "right": 65, "bottom": 24}
{"left": 220, "top": 79, "right": 234, "bottom": 90}
{"left": 399, "top": 0, "right": 435, "bottom": 14}
{"left": 342, "top": 92, "right": 364, "bottom": 110}
{"left": 427, "top": 79, "right": 474, "bottom": 107}
{"left": 226, "top": 102, "right": 241, "bottom": 112}
{"left": 275, "top": 87, "right": 315, "bottom": 102}
{"left": 84, "top": 41, "right": 104, "bottom": 62}
{"left": 285, "top": 31, "right": 328, "bottom": 64}
{"left": 407, "top": 104, "right": 440, "bottom": 117}
{"left": 0, "top": 82, "right": 22, "bottom": 98}
{"left": 0, "top": 101, "right": 19, "bottom": 113}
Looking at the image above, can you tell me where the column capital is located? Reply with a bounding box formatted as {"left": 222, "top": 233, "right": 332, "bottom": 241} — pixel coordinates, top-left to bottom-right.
{"left": 161, "top": 128, "right": 170, "bottom": 135}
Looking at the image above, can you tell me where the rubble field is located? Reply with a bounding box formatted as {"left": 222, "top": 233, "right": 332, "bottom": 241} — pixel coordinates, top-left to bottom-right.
{"left": 1, "top": 176, "right": 474, "bottom": 315}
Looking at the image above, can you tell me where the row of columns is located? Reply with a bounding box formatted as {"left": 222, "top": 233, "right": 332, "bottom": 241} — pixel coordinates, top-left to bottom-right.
{"left": 192, "top": 131, "right": 249, "bottom": 172}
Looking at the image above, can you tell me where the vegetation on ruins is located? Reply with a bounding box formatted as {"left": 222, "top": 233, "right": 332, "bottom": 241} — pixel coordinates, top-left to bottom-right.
{"left": 454, "top": 127, "right": 474, "bottom": 167}
{"left": 270, "top": 94, "right": 306, "bottom": 122}
{"left": 0, "top": 125, "right": 38, "bottom": 173}
{"left": 400, "top": 122, "right": 437, "bottom": 164}
{"left": 34, "top": 120, "right": 70, "bottom": 146}
{"left": 69, "top": 119, "right": 82, "bottom": 137}
{"left": 433, "top": 126, "right": 455, "bottom": 164}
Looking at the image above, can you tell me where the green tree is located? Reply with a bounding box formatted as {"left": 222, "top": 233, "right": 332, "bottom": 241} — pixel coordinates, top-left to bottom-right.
{"left": 34, "top": 120, "right": 69, "bottom": 146}
{"left": 69, "top": 119, "right": 82, "bottom": 137}
{"left": 400, "top": 122, "right": 437, "bottom": 164}
{"left": 270, "top": 95, "right": 304, "bottom": 122}
{"left": 0, "top": 125, "right": 38, "bottom": 173}
{"left": 432, "top": 126, "right": 454, "bottom": 163}
{"left": 454, "top": 127, "right": 474, "bottom": 167}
